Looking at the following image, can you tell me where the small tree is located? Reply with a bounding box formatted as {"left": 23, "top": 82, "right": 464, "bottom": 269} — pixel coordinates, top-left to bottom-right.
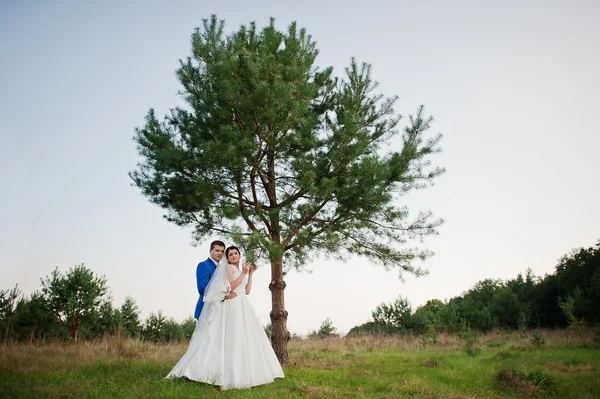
{"left": 13, "top": 292, "right": 57, "bottom": 342}
{"left": 120, "top": 296, "right": 141, "bottom": 339}
{"left": 41, "top": 264, "right": 108, "bottom": 342}
{"left": 181, "top": 316, "right": 197, "bottom": 340}
{"left": 142, "top": 311, "right": 167, "bottom": 342}
{"left": 372, "top": 296, "right": 413, "bottom": 329}
{"left": 308, "top": 317, "right": 338, "bottom": 339}
{"left": 559, "top": 293, "right": 585, "bottom": 330}
{"left": 0, "top": 284, "right": 21, "bottom": 343}
{"left": 163, "top": 318, "right": 185, "bottom": 343}
{"left": 91, "top": 298, "right": 122, "bottom": 339}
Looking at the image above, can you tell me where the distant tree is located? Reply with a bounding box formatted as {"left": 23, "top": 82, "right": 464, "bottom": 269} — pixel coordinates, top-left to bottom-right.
{"left": 420, "top": 299, "right": 444, "bottom": 314}
{"left": 0, "top": 284, "right": 21, "bottom": 342}
{"left": 506, "top": 269, "right": 539, "bottom": 328}
{"left": 456, "top": 296, "right": 496, "bottom": 332}
{"left": 181, "top": 316, "right": 196, "bottom": 340}
{"left": 534, "top": 273, "right": 563, "bottom": 328}
{"left": 141, "top": 311, "right": 186, "bottom": 343}
{"left": 120, "top": 296, "right": 141, "bottom": 339}
{"left": 372, "top": 296, "right": 413, "bottom": 330}
{"left": 554, "top": 242, "right": 600, "bottom": 324}
{"left": 40, "top": 264, "right": 108, "bottom": 342}
{"left": 130, "top": 15, "right": 444, "bottom": 362}
{"left": 351, "top": 239, "right": 600, "bottom": 334}
{"left": 264, "top": 322, "right": 272, "bottom": 340}
{"left": 465, "top": 279, "right": 503, "bottom": 305}
{"left": 435, "top": 299, "right": 461, "bottom": 332}
{"left": 163, "top": 318, "right": 185, "bottom": 343}
{"left": 489, "top": 287, "right": 522, "bottom": 329}
{"left": 559, "top": 292, "right": 585, "bottom": 330}
{"left": 590, "top": 267, "right": 600, "bottom": 323}
{"left": 308, "top": 318, "right": 338, "bottom": 338}
{"left": 411, "top": 299, "right": 445, "bottom": 333}
{"left": 346, "top": 321, "right": 401, "bottom": 336}
{"left": 12, "top": 292, "right": 58, "bottom": 342}
{"left": 142, "top": 311, "right": 167, "bottom": 342}
{"left": 90, "top": 298, "right": 122, "bottom": 339}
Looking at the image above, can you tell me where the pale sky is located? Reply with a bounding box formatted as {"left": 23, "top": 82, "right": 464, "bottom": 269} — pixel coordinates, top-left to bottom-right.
{"left": 1, "top": 0, "right": 599, "bottom": 336}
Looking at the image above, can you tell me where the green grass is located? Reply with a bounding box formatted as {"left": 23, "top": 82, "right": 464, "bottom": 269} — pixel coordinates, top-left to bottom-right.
{"left": 1, "top": 330, "right": 599, "bottom": 398}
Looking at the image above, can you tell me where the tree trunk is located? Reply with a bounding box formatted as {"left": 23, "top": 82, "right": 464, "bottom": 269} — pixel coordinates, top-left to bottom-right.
{"left": 3, "top": 317, "right": 10, "bottom": 343}
{"left": 71, "top": 319, "right": 80, "bottom": 343}
{"left": 269, "top": 258, "right": 290, "bottom": 363}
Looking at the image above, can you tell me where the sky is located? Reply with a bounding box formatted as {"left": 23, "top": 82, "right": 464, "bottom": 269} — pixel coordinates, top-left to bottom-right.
{"left": 1, "top": 0, "right": 599, "bottom": 336}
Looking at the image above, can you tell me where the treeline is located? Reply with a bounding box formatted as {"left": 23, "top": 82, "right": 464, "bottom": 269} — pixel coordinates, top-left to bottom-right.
{"left": 0, "top": 265, "right": 196, "bottom": 343}
{"left": 348, "top": 240, "right": 600, "bottom": 336}
{"left": 2, "top": 241, "right": 598, "bottom": 343}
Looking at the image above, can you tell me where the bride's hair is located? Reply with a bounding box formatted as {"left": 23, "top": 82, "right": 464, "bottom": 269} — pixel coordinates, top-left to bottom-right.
{"left": 225, "top": 246, "right": 241, "bottom": 261}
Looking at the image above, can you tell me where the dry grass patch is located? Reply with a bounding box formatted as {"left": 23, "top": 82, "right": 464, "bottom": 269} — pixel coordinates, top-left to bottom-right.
{"left": 492, "top": 367, "right": 552, "bottom": 398}
{"left": 421, "top": 358, "right": 442, "bottom": 367}
{"left": 0, "top": 337, "right": 185, "bottom": 373}
{"left": 546, "top": 360, "right": 597, "bottom": 374}
{"left": 298, "top": 383, "right": 339, "bottom": 398}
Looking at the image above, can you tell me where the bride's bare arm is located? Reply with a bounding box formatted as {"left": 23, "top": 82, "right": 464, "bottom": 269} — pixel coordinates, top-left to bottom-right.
{"left": 228, "top": 264, "right": 248, "bottom": 291}
{"left": 245, "top": 266, "right": 255, "bottom": 295}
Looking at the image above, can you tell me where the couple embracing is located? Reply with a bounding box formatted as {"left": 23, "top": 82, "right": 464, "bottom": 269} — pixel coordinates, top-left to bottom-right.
{"left": 166, "top": 240, "right": 284, "bottom": 390}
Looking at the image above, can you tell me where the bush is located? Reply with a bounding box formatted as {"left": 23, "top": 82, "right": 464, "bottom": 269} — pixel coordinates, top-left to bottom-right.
{"left": 308, "top": 318, "right": 338, "bottom": 339}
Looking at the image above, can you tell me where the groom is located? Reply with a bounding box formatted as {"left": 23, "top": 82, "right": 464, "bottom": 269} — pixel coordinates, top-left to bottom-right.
{"left": 194, "top": 240, "right": 237, "bottom": 318}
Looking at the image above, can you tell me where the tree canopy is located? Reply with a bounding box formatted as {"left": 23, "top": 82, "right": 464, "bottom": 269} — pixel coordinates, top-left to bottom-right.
{"left": 130, "top": 15, "right": 444, "bottom": 362}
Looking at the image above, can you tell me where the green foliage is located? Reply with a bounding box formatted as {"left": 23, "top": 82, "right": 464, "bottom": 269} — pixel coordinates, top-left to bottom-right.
{"left": 559, "top": 294, "right": 586, "bottom": 330}
{"left": 129, "top": 15, "right": 444, "bottom": 362}
{"left": 308, "top": 318, "right": 338, "bottom": 338}
{"left": 264, "top": 321, "right": 272, "bottom": 338}
{"left": 372, "top": 296, "right": 413, "bottom": 330}
{"left": 457, "top": 325, "right": 480, "bottom": 356}
{"left": 141, "top": 311, "right": 167, "bottom": 342}
{"left": 0, "top": 284, "right": 21, "bottom": 342}
{"left": 493, "top": 366, "right": 554, "bottom": 397}
{"left": 530, "top": 332, "right": 546, "bottom": 348}
{"left": 351, "top": 240, "right": 599, "bottom": 339}
{"left": 130, "top": 14, "right": 445, "bottom": 271}
{"left": 89, "top": 298, "right": 122, "bottom": 339}
{"left": 411, "top": 299, "right": 446, "bottom": 334}
{"left": 181, "top": 317, "right": 196, "bottom": 340}
{"left": 346, "top": 321, "right": 403, "bottom": 336}
{"left": 120, "top": 296, "right": 142, "bottom": 339}
{"left": 12, "top": 292, "right": 59, "bottom": 342}
{"left": 40, "top": 264, "right": 108, "bottom": 342}
{"left": 2, "top": 239, "right": 599, "bottom": 344}
{"left": 3, "top": 333, "right": 599, "bottom": 399}
{"left": 554, "top": 243, "right": 600, "bottom": 324}
{"left": 420, "top": 323, "right": 438, "bottom": 346}
{"left": 142, "top": 311, "right": 185, "bottom": 343}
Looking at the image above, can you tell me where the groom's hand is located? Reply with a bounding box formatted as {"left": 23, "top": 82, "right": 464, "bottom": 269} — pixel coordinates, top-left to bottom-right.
{"left": 224, "top": 292, "right": 238, "bottom": 300}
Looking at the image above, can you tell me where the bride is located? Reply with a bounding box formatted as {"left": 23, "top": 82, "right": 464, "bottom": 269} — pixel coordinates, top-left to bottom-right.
{"left": 166, "top": 245, "right": 285, "bottom": 390}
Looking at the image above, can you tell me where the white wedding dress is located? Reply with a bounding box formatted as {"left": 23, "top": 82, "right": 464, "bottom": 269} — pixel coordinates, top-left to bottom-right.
{"left": 166, "top": 265, "right": 284, "bottom": 390}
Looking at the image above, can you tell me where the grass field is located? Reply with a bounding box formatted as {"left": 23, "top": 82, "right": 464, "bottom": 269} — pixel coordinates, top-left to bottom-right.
{"left": 1, "top": 329, "right": 599, "bottom": 398}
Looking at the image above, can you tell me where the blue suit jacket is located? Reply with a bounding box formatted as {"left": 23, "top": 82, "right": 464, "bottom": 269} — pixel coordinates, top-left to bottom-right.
{"left": 194, "top": 258, "right": 217, "bottom": 319}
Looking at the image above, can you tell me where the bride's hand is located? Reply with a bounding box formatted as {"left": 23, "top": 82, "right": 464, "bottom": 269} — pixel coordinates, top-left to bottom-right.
{"left": 242, "top": 262, "right": 251, "bottom": 274}
{"left": 249, "top": 263, "right": 257, "bottom": 274}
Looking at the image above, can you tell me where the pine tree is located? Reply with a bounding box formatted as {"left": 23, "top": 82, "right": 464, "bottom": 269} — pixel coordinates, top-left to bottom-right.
{"left": 40, "top": 264, "right": 108, "bottom": 342}
{"left": 130, "top": 15, "right": 444, "bottom": 362}
{"left": 120, "top": 296, "right": 141, "bottom": 339}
